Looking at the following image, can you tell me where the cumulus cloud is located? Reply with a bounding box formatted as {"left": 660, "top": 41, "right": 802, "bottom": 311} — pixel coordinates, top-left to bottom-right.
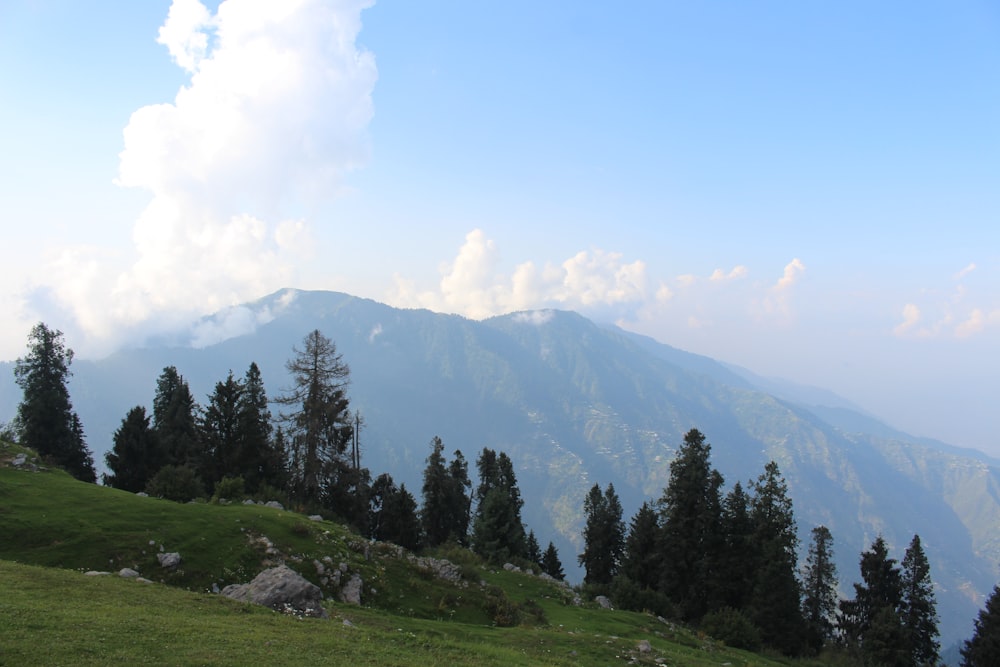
{"left": 757, "top": 258, "right": 806, "bottom": 319}
{"left": 390, "top": 229, "right": 651, "bottom": 320}
{"left": 709, "top": 265, "right": 748, "bottom": 282}
{"left": 30, "top": 0, "right": 376, "bottom": 354}
{"left": 893, "top": 303, "right": 922, "bottom": 337}
{"left": 893, "top": 265, "right": 998, "bottom": 340}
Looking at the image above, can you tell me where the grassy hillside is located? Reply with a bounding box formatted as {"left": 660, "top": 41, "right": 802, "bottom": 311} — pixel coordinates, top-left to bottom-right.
{"left": 0, "top": 441, "right": 822, "bottom": 666}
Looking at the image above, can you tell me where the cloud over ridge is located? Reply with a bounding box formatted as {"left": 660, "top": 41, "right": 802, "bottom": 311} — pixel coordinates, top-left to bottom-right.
{"left": 31, "top": 0, "right": 377, "bottom": 354}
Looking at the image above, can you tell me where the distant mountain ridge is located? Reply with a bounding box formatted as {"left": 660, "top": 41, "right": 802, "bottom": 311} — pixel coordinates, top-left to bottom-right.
{"left": 1, "top": 287, "right": 997, "bottom": 648}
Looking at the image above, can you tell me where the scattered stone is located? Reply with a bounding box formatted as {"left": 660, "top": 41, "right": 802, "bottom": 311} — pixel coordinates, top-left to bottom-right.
{"left": 157, "top": 552, "right": 182, "bottom": 569}
{"left": 242, "top": 499, "right": 256, "bottom": 505}
{"left": 12, "top": 453, "right": 26, "bottom": 467}
{"left": 503, "top": 563, "right": 522, "bottom": 573}
{"left": 339, "top": 573, "right": 363, "bottom": 605}
{"left": 84, "top": 571, "right": 110, "bottom": 576}
{"left": 136, "top": 492, "right": 149, "bottom": 497}
{"left": 595, "top": 595, "right": 613, "bottom": 609}
{"left": 118, "top": 568, "right": 140, "bottom": 579}
{"left": 264, "top": 500, "right": 285, "bottom": 511}
{"left": 221, "top": 565, "right": 327, "bottom": 619}
{"left": 637, "top": 640, "right": 652, "bottom": 654}
{"left": 136, "top": 577, "right": 154, "bottom": 584}
{"left": 308, "top": 514, "right": 323, "bottom": 522}
{"left": 342, "top": 619, "right": 355, "bottom": 628}
{"left": 313, "top": 559, "right": 325, "bottom": 576}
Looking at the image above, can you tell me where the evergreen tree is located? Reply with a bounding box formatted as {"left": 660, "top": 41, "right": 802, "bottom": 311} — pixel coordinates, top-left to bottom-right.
{"left": 900, "top": 534, "right": 939, "bottom": 666}
{"left": 864, "top": 606, "right": 910, "bottom": 667}
{"left": 717, "top": 481, "right": 754, "bottom": 611}
{"left": 369, "top": 473, "right": 420, "bottom": 551}
{"left": 420, "top": 437, "right": 471, "bottom": 547}
{"left": 962, "top": 585, "right": 1000, "bottom": 667}
{"left": 748, "top": 460, "right": 806, "bottom": 656}
{"left": 446, "top": 450, "right": 472, "bottom": 544}
{"left": 471, "top": 449, "right": 527, "bottom": 563}
{"left": 578, "top": 483, "right": 625, "bottom": 586}
{"left": 103, "top": 406, "right": 162, "bottom": 492}
{"left": 152, "top": 366, "right": 200, "bottom": 470}
{"left": 199, "top": 371, "right": 243, "bottom": 490}
{"left": 526, "top": 530, "right": 542, "bottom": 566}
{"left": 802, "top": 525, "right": 839, "bottom": 654}
{"left": 542, "top": 542, "right": 565, "bottom": 581}
{"left": 839, "top": 535, "right": 903, "bottom": 647}
{"left": 657, "top": 428, "right": 723, "bottom": 621}
{"left": 13, "top": 323, "right": 96, "bottom": 482}
{"left": 237, "top": 362, "right": 274, "bottom": 493}
{"left": 275, "top": 330, "right": 354, "bottom": 507}
{"left": 621, "top": 501, "right": 661, "bottom": 592}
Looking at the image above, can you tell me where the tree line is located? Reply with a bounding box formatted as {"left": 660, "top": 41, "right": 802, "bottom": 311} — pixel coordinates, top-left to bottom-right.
{"left": 8, "top": 324, "right": 566, "bottom": 579}
{"left": 10, "top": 323, "right": 1000, "bottom": 665}
{"left": 577, "top": 428, "right": 943, "bottom": 663}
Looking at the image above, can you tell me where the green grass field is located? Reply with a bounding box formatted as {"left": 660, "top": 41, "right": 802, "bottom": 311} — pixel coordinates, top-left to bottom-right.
{"left": 0, "top": 442, "right": 821, "bottom": 666}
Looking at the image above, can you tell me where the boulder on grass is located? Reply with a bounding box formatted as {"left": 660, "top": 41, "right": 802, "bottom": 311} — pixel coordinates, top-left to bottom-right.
{"left": 221, "top": 565, "right": 327, "bottom": 618}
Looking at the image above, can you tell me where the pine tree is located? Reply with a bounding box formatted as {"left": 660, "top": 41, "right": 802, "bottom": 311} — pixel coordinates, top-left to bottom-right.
{"left": 369, "top": 473, "right": 421, "bottom": 551}
{"left": 103, "top": 406, "right": 162, "bottom": 492}
{"left": 275, "top": 330, "right": 354, "bottom": 507}
{"left": 839, "top": 535, "right": 903, "bottom": 647}
{"left": 420, "top": 437, "right": 471, "bottom": 547}
{"left": 748, "top": 460, "right": 806, "bottom": 656}
{"left": 579, "top": 483, "right": 624, "bottom": 586}
{"left": 237, "top": 362, "right": 274, "bottom": 493}
{"left": 199, "top": 371, "right": 244, "bottom": 490}
{"left": 900, "top": 534, "right": 939, "bottom": 666}
{"left": 801, "top": 525, "right": 839, "bottom": 654}
{"left": 152, "top": 366, "right": 200, "bottom": 470}
{"left": 716, "top": 481, "right": 754, "bottom": 611}
{"left": 962, "top": 585, "right": 1000, "bottom": 667}
{"left": 446, "top": 450, "right": 472, "bottom": 544}
{"left": 657, "top": 428, "right": 723, "bottom": 621}
{"left": 13, "top": 323, "right": 96, "bottom": 482}
{"left": 471, "top": 449, "right": 527, "bottom": 563}
{"left": 542, "top": 542, "right": 565, "bottom": 580}
{"left": 526, "top": 530, "right": 542, "bottom": 566}
{"left": 621, "top": 501, "right": 660, "bottom": 592}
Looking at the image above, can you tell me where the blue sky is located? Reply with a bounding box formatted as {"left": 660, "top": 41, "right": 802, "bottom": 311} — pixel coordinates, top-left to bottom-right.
{"left": 2, "top": 1, "right": 999, "bottom": 454}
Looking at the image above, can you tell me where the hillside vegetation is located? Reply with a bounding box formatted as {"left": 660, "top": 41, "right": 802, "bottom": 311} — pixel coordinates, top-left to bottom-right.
{"left": 0, "top": 441, "right": 820, "bottom": 666}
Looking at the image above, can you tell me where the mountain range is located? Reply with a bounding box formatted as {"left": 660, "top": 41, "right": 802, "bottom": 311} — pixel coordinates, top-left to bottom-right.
{"left": 1, "top": 287, "right": 997, "bottom": 648}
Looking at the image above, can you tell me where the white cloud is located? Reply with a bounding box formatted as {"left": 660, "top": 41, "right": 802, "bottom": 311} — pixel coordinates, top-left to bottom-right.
{"left": 390, "top": 229, "right": 651, "bottom": 320}
{"left": 709, "top": 265, "right": 748, "bottom": 282}
{"left": 954, "top": 262, "right": 977, "bottom": 281}
{"left": 758, "top": 258, "right": 806, "bottom": 319}
{"left": 157, "top": 0, "right": 214, "bottom": 72}
{"left": 955, "top": 308, "right": 986, "bottom": 339}
{"left": 368, "top": 323, "right": 383, "bottom": 343}
{"left": 27, "top": 0, "right": 377, "bottom": 355}
{"left": 893, "top": 303, "right": 922, "bottom": 337}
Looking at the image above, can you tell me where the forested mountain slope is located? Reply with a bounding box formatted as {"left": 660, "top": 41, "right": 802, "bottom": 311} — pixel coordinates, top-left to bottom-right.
{"left": 1, "top": 288, "right": 996, "bottom": 646}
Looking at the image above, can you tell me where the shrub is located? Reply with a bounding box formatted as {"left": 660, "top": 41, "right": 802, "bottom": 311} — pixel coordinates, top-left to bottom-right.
{"left": 483, "top": 585, "right": 521, "bottom": 627}
{"left": 212, "top": 475, "right": 246, "bottom": 503}
{"left": 699, "top": 607, "right": 761, "bottom": 651}
{"left": 611, "top": 576, "right": 676, "bottom": 618}
{"left": 145, "top": 465, "right": 206, "bottom": 503}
